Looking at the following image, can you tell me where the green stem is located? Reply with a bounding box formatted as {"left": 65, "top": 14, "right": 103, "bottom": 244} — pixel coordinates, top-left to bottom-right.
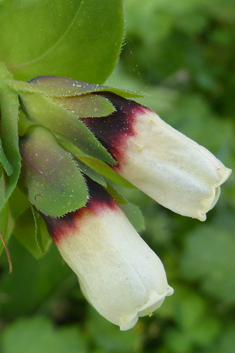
{"left": 0, "top": 230, "right": 13, "bottom": 274}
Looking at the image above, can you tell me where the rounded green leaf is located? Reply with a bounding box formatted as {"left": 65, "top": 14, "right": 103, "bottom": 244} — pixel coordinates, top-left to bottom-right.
{"left": 0, "top": 0, "right": 124, "bottom": 84}
{"left": 19, "top": 126, "right": 88, "bottom": 217}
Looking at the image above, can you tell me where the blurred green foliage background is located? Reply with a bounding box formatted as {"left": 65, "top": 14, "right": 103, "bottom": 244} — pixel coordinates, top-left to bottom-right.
{"left": 1, "top": 0, "right": 235, "bottom": 352}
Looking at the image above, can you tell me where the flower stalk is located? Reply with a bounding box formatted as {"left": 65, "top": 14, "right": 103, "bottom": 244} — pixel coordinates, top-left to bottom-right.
{"left": 0, "top": 231, "right": 12, "bottom": 274}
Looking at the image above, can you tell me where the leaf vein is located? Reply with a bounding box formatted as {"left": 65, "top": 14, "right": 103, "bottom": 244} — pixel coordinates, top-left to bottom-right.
{"left": 8, "top": 1, "right": 84, "bottom": 71}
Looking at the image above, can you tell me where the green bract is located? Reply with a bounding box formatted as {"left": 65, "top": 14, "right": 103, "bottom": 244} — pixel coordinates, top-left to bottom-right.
{"left": 19, "top": 91, "right": 116, "bottom": 164}
{"left": 19, "top": 126, "right": 88, "bottom": 217}
{"left": 0, "top": 60, "right": 144, "bottom": 258}
{"left": 8, "top": 76, "right": 144, "bottom": 98}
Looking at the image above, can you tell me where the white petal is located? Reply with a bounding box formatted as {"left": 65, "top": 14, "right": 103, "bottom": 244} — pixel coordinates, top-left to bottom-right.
{"left": 117, "top": 108, "right": 231, "bottom": 220}
{"left": 54, "top": 202, "right": 173, "bottom": 330}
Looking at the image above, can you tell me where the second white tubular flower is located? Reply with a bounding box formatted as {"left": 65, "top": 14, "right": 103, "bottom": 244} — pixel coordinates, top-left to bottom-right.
{"left": 42, "top": 180, "right": 173, "bottom": 330}
{"left": 82, "top": 93, "right": 231, "bottom": 221}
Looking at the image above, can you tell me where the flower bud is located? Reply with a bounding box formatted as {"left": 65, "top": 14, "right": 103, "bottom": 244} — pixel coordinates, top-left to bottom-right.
{"left": 81, "top": 93, "right": 231, "bottom": 221}
{"left": 42, "top": 180, "right": 173, "bottom": 330}
{"left": 17, "top": 76, "right": 231, "bottom": 220}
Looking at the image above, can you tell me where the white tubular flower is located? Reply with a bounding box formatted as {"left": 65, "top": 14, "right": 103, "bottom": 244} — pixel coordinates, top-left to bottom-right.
{"left": 42, "top": 180, "right": 173, "bottom": 331}
{"left": 82, "top": 93, "right": 231, "bottom": 221}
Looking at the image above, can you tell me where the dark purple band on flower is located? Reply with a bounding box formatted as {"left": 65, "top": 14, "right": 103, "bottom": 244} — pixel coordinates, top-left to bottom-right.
{"left": 81, "top": 93, "right": 144, "bottom": 162}
{"left": 41, "top": 178, "right": 117, "bottom": 243}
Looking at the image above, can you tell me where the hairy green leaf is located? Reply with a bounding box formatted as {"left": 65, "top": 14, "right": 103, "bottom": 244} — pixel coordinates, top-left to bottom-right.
{"left": 8, "top": 76, "right": 144, "bottom": 98}
{"left": 52, "top": 94, "right": 116, "bottom": 118}
{"left": 19, "top": 126, "right": 88, "bottom": 217}
{"left": 0, "top": 64, "right": 21, "bottom": 210}
{"left": 58, "top": 138, "right": 134, "bottom": 188}
{"left": 19, "top": 91, "right": 115, "bottom": 164}
{"left": 0, "top": 137, "right": 13, "bottom": 176}
{"left": 75, "top": 159, "right": 107, "bottom": 187}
